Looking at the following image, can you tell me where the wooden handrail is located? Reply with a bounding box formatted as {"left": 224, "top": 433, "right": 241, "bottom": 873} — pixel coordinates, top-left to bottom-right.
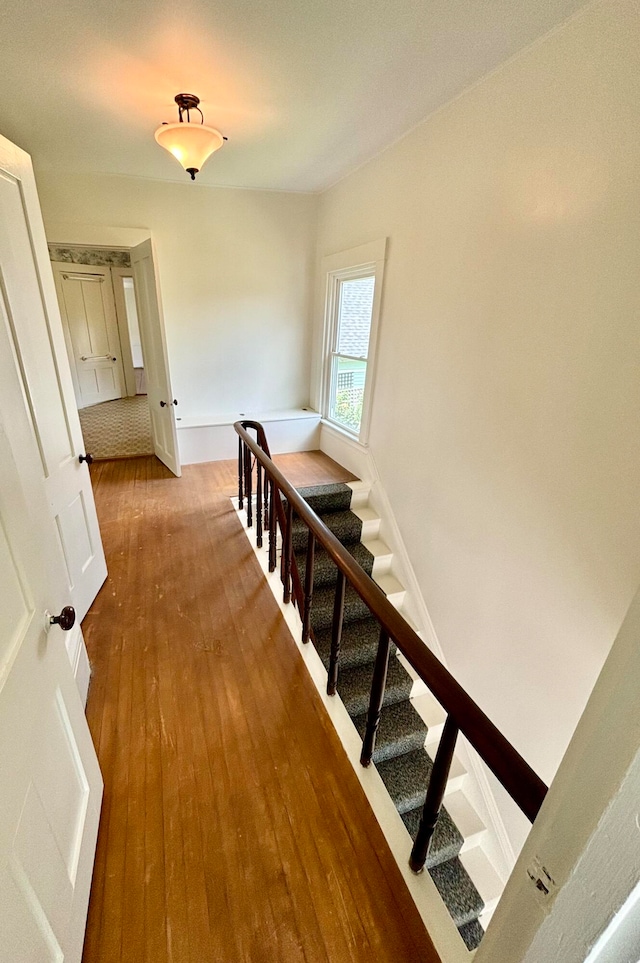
{"left": 235, "top": 420, "right": 547, "bottom": 825}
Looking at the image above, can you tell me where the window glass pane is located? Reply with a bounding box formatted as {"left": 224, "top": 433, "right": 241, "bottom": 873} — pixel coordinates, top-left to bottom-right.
{"left": 330, "top": 357, "right": 367, "bottom": 433}
{"left": 336, "top": 276, "right": 374, "bottom": 358}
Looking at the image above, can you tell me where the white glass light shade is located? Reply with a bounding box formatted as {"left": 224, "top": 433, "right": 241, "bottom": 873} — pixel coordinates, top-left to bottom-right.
{"left": 154, "top": 122, "right": 224, "bottom": 178}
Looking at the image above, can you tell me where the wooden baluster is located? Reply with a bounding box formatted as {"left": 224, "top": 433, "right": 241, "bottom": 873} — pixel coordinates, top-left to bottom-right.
{"left": 283, "top": 500, "right": 293, "bottom": 604}
{"left": 263, "top": 461, "right": 269, "bottom": 524}
{"left": 245, "top": 445, "right": 253, "bottom": 528}
{"left": 243, "top": 442, "right": 249, "bottom": 522}
{"left": 302, "top": 530, "right": 315, "bottom": 643}
{"left": 238, "top": 437, "right": 244, "bottom": 509}
{"left": 360, "top": 628, "right": 391, "bottom": 766}
{"left": 327, "top": 571, "right": 346, "bottom": 696}
{"left": 256, "top": 461, "right": 263, "bottom": 548}
{"left": 409, "top": 716, "right": 459, "bottom": 873}
{"left": 268, "top": 480, "right": 277, "bottom": 572}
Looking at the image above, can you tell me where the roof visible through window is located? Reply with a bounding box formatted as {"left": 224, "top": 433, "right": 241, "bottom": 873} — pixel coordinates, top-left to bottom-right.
{"left": 337, "top": 276, "right": 374, "bottom": 358}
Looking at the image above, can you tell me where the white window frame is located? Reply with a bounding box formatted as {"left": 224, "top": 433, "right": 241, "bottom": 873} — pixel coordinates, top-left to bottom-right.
{"left": 319, "top": 238, "right": 387, "bottom": 445}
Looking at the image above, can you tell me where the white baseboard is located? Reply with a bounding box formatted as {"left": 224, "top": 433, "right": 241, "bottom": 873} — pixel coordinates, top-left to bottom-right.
{"left": 178, "top": 409, "right": 321, "bottom": 464}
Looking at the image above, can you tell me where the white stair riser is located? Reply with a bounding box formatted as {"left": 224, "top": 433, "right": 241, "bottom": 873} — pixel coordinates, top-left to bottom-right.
{"left": 361, "top": 517, "right": 381, "bottom": 539}
{"left": 347, "top": 481, "right": 372, "bottom": 510}
{"left": 371, "top": 554, "right": 393, "bottom": 578}
{"left": 444, "top": 767, "right": 467, "bottom": 796}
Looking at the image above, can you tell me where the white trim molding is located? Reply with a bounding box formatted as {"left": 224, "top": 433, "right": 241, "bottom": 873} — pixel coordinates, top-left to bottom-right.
{"left": 315, "top": 238, "right": 387, "bottom": 446}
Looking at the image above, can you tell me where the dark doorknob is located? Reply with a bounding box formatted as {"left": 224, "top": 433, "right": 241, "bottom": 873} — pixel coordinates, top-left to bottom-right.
{"left": 79, "top": 453, "right": 94, "bottom": 464}
{"left": 50, "top": 606, "right": 76, "bottom": 631}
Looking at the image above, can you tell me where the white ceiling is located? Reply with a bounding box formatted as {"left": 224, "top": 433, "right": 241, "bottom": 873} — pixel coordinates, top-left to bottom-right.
{"left": 0, "top": 0, "right": 591, "bottom": 192}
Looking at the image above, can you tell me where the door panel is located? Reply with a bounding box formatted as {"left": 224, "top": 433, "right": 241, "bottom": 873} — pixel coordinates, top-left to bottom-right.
{"left": 0, "top": 221, "right": 74, "bottom": 478}
{"left": 131, "top": 239, "right": 181, "bottom": 476}
{"left": 52, "top": 265, "right": 125, "bottom": 409}
{"left": 0, "top": 137, "right": 107, "bottom": 622}
{"left": 54, "top": 489, "right": 96, "bottom": 590}
{"left": 0, "top": 521, "right": 31, "bottom": 665}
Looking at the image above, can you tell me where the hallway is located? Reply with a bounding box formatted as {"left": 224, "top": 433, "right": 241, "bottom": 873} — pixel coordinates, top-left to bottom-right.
{"left": 81, "top": 453, "right": 439, "bottom": 963}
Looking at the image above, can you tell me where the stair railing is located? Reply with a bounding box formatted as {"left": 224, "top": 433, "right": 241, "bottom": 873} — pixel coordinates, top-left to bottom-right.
{"left": 235, "top": 420, "right": 548, "bottom": 873}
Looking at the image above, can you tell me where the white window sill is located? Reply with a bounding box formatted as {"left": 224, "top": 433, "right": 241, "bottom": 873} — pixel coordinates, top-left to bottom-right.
{"left": 320, "top": 418, "right": 370, "bottom": 451}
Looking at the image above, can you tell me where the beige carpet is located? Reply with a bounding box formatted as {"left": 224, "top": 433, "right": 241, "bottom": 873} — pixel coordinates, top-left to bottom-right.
{"left": 78, "top": 396, "right": 153, "bottom": 459}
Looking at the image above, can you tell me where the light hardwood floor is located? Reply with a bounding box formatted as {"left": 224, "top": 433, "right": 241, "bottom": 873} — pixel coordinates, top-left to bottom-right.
{"left": 82, "top": 452, "right": 440, "bottom": 963}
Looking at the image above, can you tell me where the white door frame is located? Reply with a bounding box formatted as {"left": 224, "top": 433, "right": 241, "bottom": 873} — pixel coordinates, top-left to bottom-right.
{"left": 45, "top": 223, "right": 180, "bottom": 476}
{"left": 110, "top": 266, "right": 138, "bottom": 398}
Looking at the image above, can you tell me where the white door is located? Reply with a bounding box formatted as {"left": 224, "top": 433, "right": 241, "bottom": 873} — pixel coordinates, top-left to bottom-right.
{"left": 131, "top": 238, "right": 181, "bottom": 476}
{"left": 0, "top": 239, "right": 103, "bottom": 963}
{"left": 52, "top": 262, "right": 126, "bottom": 409}
{"left": 0, "top": 136, "right": 107, "bottom": 622}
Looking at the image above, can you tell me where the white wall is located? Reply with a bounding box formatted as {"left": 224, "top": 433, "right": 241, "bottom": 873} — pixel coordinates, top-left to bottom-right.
{"left": 314, "top": 0, "right": 640, "bottom": 847}
{"left": 35, "top": 171, "right": 318, "bottom": 419}
{"left": 477, "top": 590, "right": 640, "bottom": 962}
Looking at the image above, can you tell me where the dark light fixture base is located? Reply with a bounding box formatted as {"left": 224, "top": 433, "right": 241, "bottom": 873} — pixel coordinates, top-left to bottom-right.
{"left": 175, "top": 93, "right": 200, "bottom": 111}
{"left": 186, "top": 168, "right": 198, "bottom": 181}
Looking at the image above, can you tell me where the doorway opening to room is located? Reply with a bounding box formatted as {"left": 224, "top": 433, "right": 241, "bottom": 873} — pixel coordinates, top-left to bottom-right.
{"left": 51, "top": 246, "right": 152, "bottom": 460}
{"left": 48, "top": 240, "right": 181, "bottom": 476}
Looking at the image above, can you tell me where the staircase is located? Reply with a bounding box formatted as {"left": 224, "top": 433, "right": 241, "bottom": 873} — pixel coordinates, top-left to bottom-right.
{"left": 292, "top": 481, "right": 489, "bottom": 951}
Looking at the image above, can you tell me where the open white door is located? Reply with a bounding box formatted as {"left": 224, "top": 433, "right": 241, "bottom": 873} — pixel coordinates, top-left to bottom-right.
{"left": 0, "top": 225, "right": 102, "bottom": 962}
{"left": 131, "top": 239, "right": 181, "bottom": 476}
{"left": 0, "top": 136, "right": 107, "bottom": 622}
{"left": 52, "top": 262, "right": 126, "bottom": 409}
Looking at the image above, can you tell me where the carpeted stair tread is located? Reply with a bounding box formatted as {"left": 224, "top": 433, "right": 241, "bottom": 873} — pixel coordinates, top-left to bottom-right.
{"left": 297, "top": 482, "right": 353, "bottom": 515}
{"left": 314, "top": 617, "right": 392, "bottom": 670}
{"left": 338, "top": 657, "right": 413, "bottom": 717}
{"left": 310, "top": 582, "right": 373, "bottom": 631}
{"left": 292, "top": 510, "right": 362, "bottom": 552}
{"left": 458, "top": 919, "right": 485, "bottom": 951}
{"left": 352, "top": 700, "right": 427, "bottom": 763}
{"left": 295, "top": 540, "right": 374, "bottom": 589}
{"left": 429, "top": 857, "right": 485, "bottom": 928}
{"left": 400, "top": 805, "right": 464, "bottom": 868}
{"left": 376, "top": 747, "right": 436, "bottom": 815}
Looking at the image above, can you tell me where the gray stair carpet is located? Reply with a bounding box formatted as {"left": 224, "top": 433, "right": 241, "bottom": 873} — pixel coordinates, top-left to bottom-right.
{"left": 294, "top": 482, "right": 485, "bottom": 950}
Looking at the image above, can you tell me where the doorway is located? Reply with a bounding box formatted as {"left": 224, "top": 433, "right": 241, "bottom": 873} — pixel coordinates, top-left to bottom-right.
{"left": 51, "top": 247, "right": 153, "bottom": 460}
{"left": 48, "top": 240, "right": 181, "bottom": 475}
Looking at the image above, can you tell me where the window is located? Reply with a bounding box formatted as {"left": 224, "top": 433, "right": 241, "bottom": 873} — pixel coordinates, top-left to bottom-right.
{"left": 320, "top": 239, "right": 386, "bottom": 442}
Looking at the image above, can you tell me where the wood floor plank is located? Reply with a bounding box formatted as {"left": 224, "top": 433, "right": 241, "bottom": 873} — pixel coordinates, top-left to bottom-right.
{"left": 82, "top": 451, "right": 439, "bottom": 963}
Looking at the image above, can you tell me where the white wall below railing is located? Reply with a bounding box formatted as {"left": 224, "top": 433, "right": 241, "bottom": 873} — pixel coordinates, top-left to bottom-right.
{"left": 178, "top": 408, "right": 321, "bottom": 464}
{"left": 319, "top": 420, "right": 518, "bottom": 884}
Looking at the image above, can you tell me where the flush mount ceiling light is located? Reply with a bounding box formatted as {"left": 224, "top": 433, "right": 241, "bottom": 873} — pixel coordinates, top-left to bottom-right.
{"left": 155, "top": 93, "right": 226, "bottom": 181}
